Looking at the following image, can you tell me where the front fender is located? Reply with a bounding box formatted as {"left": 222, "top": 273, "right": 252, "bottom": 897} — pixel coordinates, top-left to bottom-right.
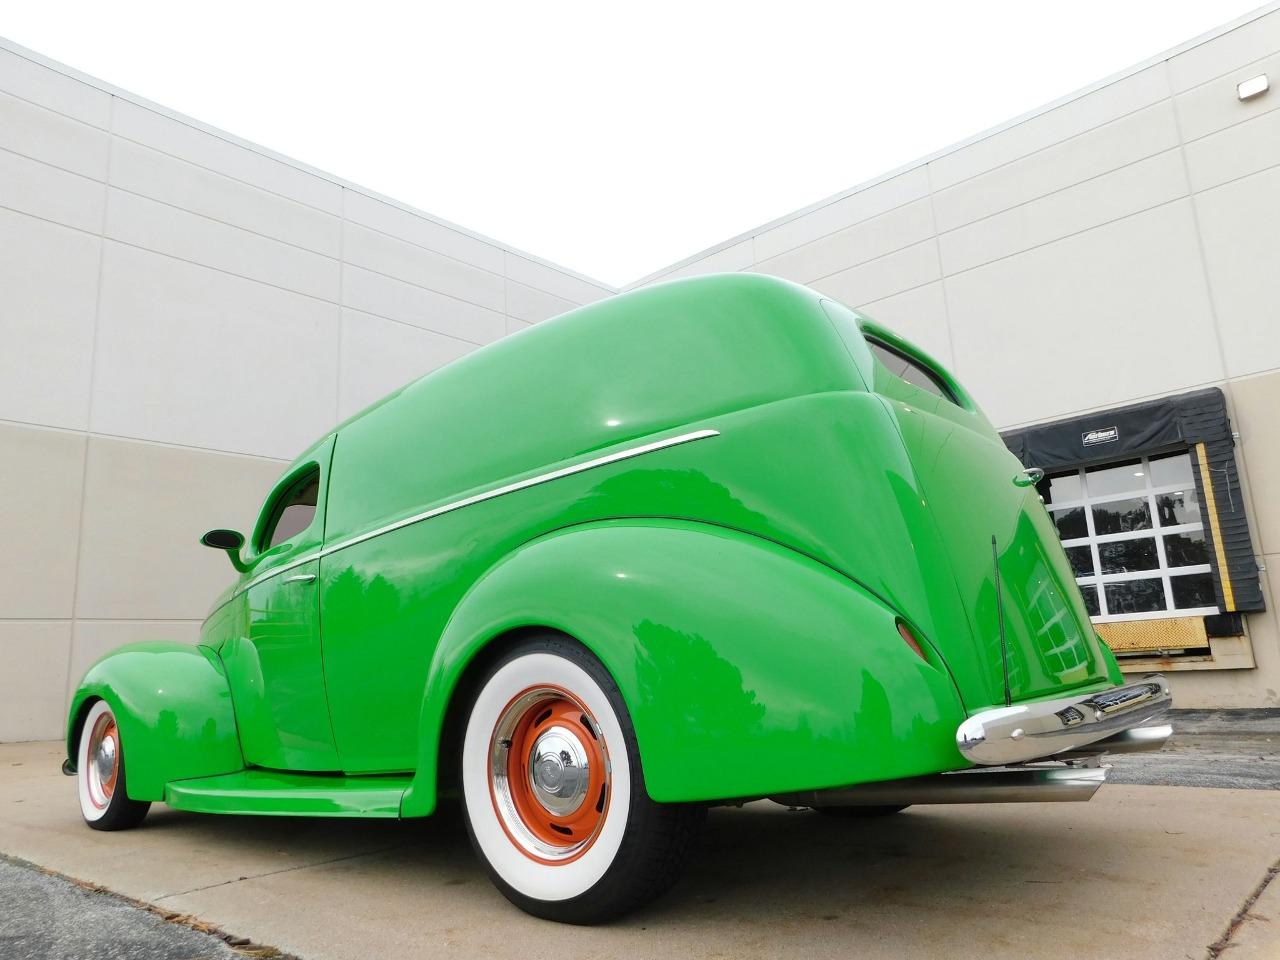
{"left": 402, "top": 519, "right": 967, "bottom": 816}
{"left": 66, "top": 642, "right": 244, "bottom": 801}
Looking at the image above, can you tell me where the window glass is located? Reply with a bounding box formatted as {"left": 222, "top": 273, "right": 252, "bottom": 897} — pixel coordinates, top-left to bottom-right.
{"left": 1104, "top": 579, "right": 1166, "bottom": 615}
{"left": 1171, "top": 573, "right": 1215, "bottom": 610}
{"left": 1148, "top": 452, "right": 1194, "bottom": 488}
{"left": 1064, "top": 545, "right": 1094, "bottom": 577}
{"left": 1051, "top": 507, "right": 1088, "bottom": 540}
{"left": 1044, "top": 472, "right": 1082, "bottom": 505}
{"left": 1085, "top": 459, "right": 1145, "bottom": 499}
{"left": 1092, "top": 497, "right": 1152, "bottom": 535}
{"left": 261, "top": 473, "right": 319, "bottom": 551}
{"left": 1079, "top": 584, "right": 1100, "bottom": 617}
{"left": 1164, "top": 531, "right": 1209, "bottom": 568}
{"left": 1155, "top": 489, "right": 1201, "bottom": 527}
{"left": 1098, "top": 538, "right": 1158, "bottom": 575}
{"left": 866, "top": 340, "right": 955, "bottom": 405}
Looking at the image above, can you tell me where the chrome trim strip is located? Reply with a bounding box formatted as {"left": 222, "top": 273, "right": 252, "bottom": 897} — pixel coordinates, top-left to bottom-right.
{"left": 235, "top": 429, "right": 719, "bottom": 596}
{"left": 956, "top": 674, "right": 1172, "bottom": 766}
{"left": 319, "top": 428, "right": 720, "bottom": 559}
{"left": 773, "top": 765, "right": 1108, "bottom": 807}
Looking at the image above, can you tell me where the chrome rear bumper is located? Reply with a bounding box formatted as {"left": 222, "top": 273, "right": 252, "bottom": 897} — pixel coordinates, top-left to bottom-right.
{"left": 956, "top": 674, "right": 1172, "bottom": 766}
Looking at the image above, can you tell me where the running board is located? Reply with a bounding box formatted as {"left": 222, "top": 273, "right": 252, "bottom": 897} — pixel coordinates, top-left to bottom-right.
{"left": 772, "top": 764, "right": 1108, "bottom": 808}
{"left": 165, "top": 769, "right": 411, "bottom": 818}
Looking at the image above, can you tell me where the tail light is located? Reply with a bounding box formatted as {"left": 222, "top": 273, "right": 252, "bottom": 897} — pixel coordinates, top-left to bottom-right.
{"left": 897, "top": 620, "right": 928, "bottom": 662}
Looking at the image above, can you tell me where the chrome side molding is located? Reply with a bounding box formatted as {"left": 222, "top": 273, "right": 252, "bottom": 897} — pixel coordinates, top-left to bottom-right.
{"left": 773, "top": 765, "right": 1108, "bottom": 807}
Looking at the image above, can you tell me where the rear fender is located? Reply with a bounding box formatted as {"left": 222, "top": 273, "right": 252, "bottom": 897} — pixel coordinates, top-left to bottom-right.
{"left": 66, "top": 642, "right": 244, "bottom": 801}
{"left": 402, "top": 519, "right": 967, "bottom": 816}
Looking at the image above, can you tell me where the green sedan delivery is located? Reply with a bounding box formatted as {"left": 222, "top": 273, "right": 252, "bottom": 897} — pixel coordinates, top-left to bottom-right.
{"left": 65, "top": 274, "right": 1171, "bottom": 923}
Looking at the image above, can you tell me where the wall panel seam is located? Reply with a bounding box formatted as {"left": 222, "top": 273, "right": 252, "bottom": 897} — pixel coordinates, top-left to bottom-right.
{"left": 922, "top": 161, "right": 959, "bottom": 369}
{"left": 932, "top": 144, "right": 1185, "bottom": 239}
{"left": 0, "top": 141, "right": 107, "bottom": 186}
{"left": 1164, "top": 59, "right": 1235, "bottom": 387}
{"left": 341, "top": 305, "right": 489, "bottom": 350}
{"left": 938, "top": 193, "right": 1192, "bottom": 281}
{"left": 105, "top": 182, "right": 342, "bottom": 261}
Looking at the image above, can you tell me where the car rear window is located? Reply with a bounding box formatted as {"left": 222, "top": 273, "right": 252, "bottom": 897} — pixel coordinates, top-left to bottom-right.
{"left": 866, "top": 338, "right": 958, "bottom": 406}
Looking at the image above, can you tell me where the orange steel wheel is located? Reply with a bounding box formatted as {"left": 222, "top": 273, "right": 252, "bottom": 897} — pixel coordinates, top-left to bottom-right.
{"left": 488, "top": 685, "right": 611, "bottom": 864}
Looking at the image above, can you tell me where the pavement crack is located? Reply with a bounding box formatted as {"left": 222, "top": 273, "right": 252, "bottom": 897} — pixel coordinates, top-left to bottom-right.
{"left": 152, "top": 844, "right": 404, "bottom": 902}
{"left": 1206, "top": 855, "right": 1280, "bottom": 959}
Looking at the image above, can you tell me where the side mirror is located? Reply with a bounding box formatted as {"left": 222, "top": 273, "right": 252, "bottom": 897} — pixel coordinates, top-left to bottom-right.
{"left": 201, "top": 529, "right": 248, "bottom": 572}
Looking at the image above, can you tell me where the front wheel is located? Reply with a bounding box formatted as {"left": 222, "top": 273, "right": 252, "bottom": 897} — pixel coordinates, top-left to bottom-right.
{"left": 460, "top": 634, "right": 704, "bottom": 923}
{"left": 77, "top": 700, "right": 150, "bottom": 830}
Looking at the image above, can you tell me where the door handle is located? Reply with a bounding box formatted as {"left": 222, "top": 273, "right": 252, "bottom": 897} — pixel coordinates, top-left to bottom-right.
{"left": 1012, "top": 467, "right": 1044, "bottom": 488}
{"left": 283, "top": 573, "right": 317, "bottom": 584}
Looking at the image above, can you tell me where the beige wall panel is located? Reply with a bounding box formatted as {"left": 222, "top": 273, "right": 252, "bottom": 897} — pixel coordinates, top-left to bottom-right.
{"left": 344, "top": 222, "right": 505, "bottom": 312}
{"left": 1182, "top": 107, "right": 1280, "bottom": 192}
{"left": 1194, "top": 164, "right": 1280, "bottom": 378}
{"left": 341, "top": 264, "right": 503, "bottom": 344}
{"left": 91, "top": 242, "right": 340, "bottom": 459}
{"left": 1174, "top": 48, "right": 1280, "bottom": 143}
{"left": 0, "top": 208, "right": 100, "bottom": 431}
{"left": 855, "top": 282, "right": 954, "bottom": 368}
{"left": 74, "top": 436, "right": 285, "bottom": 620}
{"left": 647, "top": 239, "right": 754, "bottom": 284}
{"left": 0, "top": 46, "right": 110, "bottom": 128}
{"left": 805, "top": 239, "right": 939, "bottom": 311}
{"left": 503, "top": 252, "right": 612, "bottom": 305}
{"left": 111, "top": 100, "right": 342, "bottom": 214}
{"left": 753, "top": 168, "right": 930, "bottom": 262}
{"left": 931, "top": 102, "right": 1180, "bottom": 232}
{"left": 945, "top": 201, "right": 1219, "bottom": 429}
{"left": 0, "top": 90, "right": 108, "bottom": 180}
{"left": 343, "top": 191, "right": 505, "bottom": 274}
{"left": 105, "top": 189, "right": 340, "bottom": 302}
{"left": 67, "top": 620, "right": 202, "bottom": 703}
{"left": 1162, "top": 555, "right": 1280, "bottom": 709}
{"left": 755, "top": 200, "right": 934, "bottom": 285}
{"left": 337, "top": 309, "right": 475, "bottom": 419}
{"left": 1167, "top": 9, "right": 1280, "bottom": 93}
{"left": 928, "top": 65, "right": 1171, "bottom": 191}
{"left": 109, "top": 139, "right": 342, "bottom": 257}
{"left": 0, "top": 424, "right": 85, "bottom": 619}
{"left": 0, "top": 621, "right": 71, "bottom": 741}
{"left": 1227, "top": 370, "right": 1280, "bottom": 556}
{"left": 505, "top": 280, "right": 575, "bottom": 325}
{"left": 938, "top": 149, "right": 1188, "bottom": 275}
{"left": 0, "top": 146, "right": 105, "bottom": 232}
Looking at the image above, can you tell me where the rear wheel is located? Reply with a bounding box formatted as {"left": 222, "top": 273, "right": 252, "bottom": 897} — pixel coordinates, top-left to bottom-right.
{"left": 460, "top": 634, "right": 704, "bottom": 923}
{"left": 77, "top": 700, "right": 150, "bottom": 830}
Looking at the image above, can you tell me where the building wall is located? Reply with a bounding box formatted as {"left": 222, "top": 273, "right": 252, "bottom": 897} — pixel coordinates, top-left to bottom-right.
{"left": 633, "top": 6, "right": 1280, "bottom": 708}
{"left": 0, "top": 41, "right": 613, "bottom": 741}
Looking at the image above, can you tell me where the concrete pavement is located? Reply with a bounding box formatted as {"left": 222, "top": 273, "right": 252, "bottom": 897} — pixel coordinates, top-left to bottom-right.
{"left": 2, "top": 739, "right": 1279, "bottom": 960}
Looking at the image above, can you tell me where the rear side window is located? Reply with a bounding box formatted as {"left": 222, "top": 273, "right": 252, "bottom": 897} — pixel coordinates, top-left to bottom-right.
{"left": 867, "top": 339, "right": 957, "bottom": 406}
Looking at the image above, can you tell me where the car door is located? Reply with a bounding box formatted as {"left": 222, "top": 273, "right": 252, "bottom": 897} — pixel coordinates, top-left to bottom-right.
{"left": 221, "top": 437, "right": 340, "bottom": 771}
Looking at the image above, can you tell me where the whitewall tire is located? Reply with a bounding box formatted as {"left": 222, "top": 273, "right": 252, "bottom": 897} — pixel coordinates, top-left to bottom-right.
{"left": 77, "top": 700, "right": 150, "bottom": 830}
{"left": 460, "top": 634, "right": 704, "bottom": 923}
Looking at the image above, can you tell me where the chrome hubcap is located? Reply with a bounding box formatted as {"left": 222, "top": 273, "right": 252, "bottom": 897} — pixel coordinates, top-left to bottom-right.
{"left": 94, "top": 736, "right": 116, "bottom": 783}
{"left": 528, "top": 726, "right": 590, "bottom": 816}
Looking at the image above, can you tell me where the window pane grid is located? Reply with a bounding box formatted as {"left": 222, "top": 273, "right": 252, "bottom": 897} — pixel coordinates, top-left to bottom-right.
{"left": 1042, "top": 452, "right": 1218, "bottom": 624}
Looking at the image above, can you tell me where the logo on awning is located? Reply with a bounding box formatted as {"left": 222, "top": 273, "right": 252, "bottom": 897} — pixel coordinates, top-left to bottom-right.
{"left": 1082, "top": 426, "right": 1119, "bottom": 447}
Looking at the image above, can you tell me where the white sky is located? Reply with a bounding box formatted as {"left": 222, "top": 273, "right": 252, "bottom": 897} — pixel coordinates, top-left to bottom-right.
{"left": 2, "top": 1, "right": 1267, "bottom": 286}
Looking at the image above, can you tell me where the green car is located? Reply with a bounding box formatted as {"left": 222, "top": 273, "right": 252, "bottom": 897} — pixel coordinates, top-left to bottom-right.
{"left": 65, "top": 274, "right": 1171, "bottom": 923}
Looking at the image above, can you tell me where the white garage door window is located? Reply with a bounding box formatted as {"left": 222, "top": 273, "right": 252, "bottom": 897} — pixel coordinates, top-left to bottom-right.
{"left": 1042, "top": 451, "right": 1219, "bottom": 623}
